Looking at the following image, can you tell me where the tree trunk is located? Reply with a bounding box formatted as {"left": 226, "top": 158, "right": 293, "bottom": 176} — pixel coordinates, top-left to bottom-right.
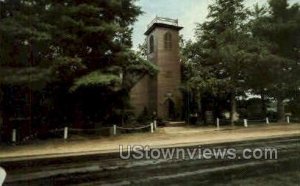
{"left": 277, "top": 98, "right": 285, "bottom": 122}
{"left": 0, "top": 111, "right": 2, "bottom": 137}
{"left": 197, "top": 91, "right": 201, "bottom": 123}
{"left": 260, "top": 90, "right": 267, "bottom": 117}
{"left": 230, "top": 93, "right": 237, "bottom": 126}
{"left": 74, "top": 104, "right": 84, "bottom": 128}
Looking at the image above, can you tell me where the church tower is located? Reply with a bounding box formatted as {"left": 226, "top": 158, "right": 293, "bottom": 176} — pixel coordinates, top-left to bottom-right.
{"left": 146, "top": 17, "right": 183, "bottom": 120}
{"left": 130, "top": 17, "right": 183, "bottom": 120}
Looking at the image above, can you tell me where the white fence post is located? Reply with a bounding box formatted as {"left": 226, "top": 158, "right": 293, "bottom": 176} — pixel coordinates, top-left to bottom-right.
{"left": 113, "top": 125, "right": 117, "bottom": 136}
{"left": 216, "top": 118, "right": 220, "bottom": 129}
{"left": 12, "top": 129, "right": 16, "bottom": 143}
{"left": 64, "top": 127, "right": 68, "bottom": 140}
{"left": 244, "top": 119, "right": 248, "bottom": 128}
{"left": 287, "top": 116, "right": 290, "bottom": 124}
{"left": 266, "top": 117, "right": 269, "bottom": 124}
{"left": 154, "top": 120, "right": 157, "bottom": 130}
{"left": 150, "top": 123, "right": 154, "bottom": 133}
{"left": 0, "top": 167, "right": 7, "bottom": 186}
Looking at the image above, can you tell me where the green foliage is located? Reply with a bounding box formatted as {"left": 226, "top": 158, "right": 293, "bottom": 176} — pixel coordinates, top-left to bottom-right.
{"left": 70, "top": 71, "right": 121, "bottom": 92}
{"left": 121, "top": 49, "right": 159, "bottom": 90}
{"left": 286, "top": 94, "right": 300, "bottom": 118}
{"left": 0, "top": 0, "right": 154, "bottom": 128}
{"left": 248, "top": 0, "right": 300, "bottom": 120}
{"left": 183, "top": 0, "right": 250, "bottom": 102}
{"left": 0, "top": 0, "right": 146, "bottom": 85}
{"left": 182, "top": 0, "right": 300, "bottom": 121}
{"left": 0, "top": 67, "right": 51, "bottom": 90}
{"left": 51, "top": 57, "right": 87, "bottom": 82}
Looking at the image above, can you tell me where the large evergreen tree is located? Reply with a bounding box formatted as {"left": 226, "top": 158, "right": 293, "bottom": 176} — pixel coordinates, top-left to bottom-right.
{"left": 183, "top": 0, "right": 300, "bottom": 123}
{"left": 0, "top": 0, "right": 157, "bottom": 129}
{"left": 183, "top": 0, "right": 250, "bottom": 124}
{"left": 248, "top": 0, "right": 300, "bottom": 121}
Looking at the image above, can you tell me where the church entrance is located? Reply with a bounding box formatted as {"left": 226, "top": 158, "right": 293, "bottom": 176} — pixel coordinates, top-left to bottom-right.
{"left": 166, "top": 99, "right": 176, "bottom": 120}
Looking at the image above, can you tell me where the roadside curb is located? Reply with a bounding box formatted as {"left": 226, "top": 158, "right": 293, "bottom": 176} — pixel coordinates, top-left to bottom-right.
{"left": 1, "top": 133, "right": 299, "bottom": 163}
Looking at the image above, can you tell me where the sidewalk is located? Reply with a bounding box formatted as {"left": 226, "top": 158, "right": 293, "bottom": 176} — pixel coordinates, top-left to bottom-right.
{"left": 0, "top": 123, "right": 299, "bottom": 161}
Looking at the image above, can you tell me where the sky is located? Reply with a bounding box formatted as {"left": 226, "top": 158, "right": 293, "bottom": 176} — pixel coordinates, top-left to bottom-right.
{"left": 132, "top": 0, "right": 300, "bottom": 49}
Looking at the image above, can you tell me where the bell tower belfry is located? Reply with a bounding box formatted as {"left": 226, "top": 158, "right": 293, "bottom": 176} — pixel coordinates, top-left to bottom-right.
{"left": 130, "top": 17, "right": 183, "bottom": 120}
{"left": 145, "top": 17, "right": 183, "bottom": 120}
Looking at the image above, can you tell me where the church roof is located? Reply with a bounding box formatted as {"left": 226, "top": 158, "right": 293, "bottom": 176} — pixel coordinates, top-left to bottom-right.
{"left": 145, "top": 17, "right": 183, "bottom": 35}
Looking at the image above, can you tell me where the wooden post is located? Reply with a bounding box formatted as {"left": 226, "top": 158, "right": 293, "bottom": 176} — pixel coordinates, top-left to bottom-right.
{"left": 150, "top": 123, "right": 154, "bottom": 133}
{"left": 244, "top": 119, "right": 248, "bottom": 128}
{"left": 64, "top": 127, "right": 68, "bottom": 140}
{"left": 113, "top": 125, "right": 117, "bottom": 136}
{"left": 266, "top": 117, "right": 269, "bottom": 124}
{"left": 154, "top": 120, "right": 157, "bottom": 130}
{"left": 216, "top": 118, "right": 220, "bottom": 129}
{"left": 287, "top": 116, "right": 290, "bottom": 124}
{"left": 12, "top": 129, "right": 16, "bottom": 143}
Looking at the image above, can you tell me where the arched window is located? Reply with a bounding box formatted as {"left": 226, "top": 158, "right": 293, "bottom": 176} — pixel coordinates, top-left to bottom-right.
{"left": 149, "top": 35, "right": 154, "bottom": 53}
{"left": 164, "top": 32, "right": 172, "bottom": 50}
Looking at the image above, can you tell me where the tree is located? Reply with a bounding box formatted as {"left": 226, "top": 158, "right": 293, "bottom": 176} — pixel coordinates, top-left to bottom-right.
{"left": 0, "top": 0, "right": 157, "bottom": 130}
{"left": 249, "top": 0, "right": 300, "bottom": 121}
{"left": 183, "top": 0, "right": 250, "bottom": 124}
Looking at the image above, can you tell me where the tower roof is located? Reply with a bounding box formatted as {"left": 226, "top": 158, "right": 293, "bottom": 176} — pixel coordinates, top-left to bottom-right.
{"left": 145, "top": 17, "right": 183, "bottom": 35}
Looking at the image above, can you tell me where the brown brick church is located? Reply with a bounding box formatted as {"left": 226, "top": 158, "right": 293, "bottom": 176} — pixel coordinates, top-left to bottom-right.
{"left": 130, "top": 17, "right": 183, "bottom": 120}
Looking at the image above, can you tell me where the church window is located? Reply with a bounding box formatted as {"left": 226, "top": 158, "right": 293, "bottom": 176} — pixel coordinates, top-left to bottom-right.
{"left": 149, "top": 35, "right": 154, "bottom": 53}
{"left": 164, "top": 32, "right": 172, "bottom": 50}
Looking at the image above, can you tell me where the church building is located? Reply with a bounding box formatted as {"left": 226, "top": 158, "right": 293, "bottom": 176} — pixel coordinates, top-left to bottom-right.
{"left": 130, "top": 17, "right": 183, "bottom": 120}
